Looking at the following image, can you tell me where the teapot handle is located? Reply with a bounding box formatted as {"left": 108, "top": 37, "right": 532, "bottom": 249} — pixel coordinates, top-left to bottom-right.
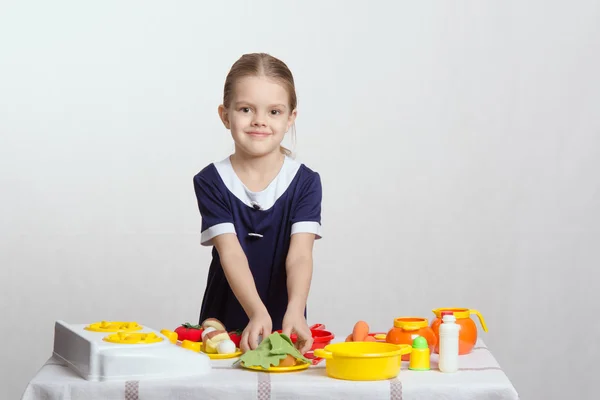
{"left": 469, "top": 309, "right": 488, "bottom": 332}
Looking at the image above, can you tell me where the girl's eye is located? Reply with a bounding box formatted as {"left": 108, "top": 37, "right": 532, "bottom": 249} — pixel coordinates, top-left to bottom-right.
{"left": 240, "top": 107, "right": 250, "bottom": 113}
{"left": 271, "top": 110, "right": 281, "bottom": 115}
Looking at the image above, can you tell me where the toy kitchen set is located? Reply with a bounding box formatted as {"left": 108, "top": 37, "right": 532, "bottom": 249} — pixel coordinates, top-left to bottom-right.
{"left": 52, "top": 320, "right": 214, "bottom": 381}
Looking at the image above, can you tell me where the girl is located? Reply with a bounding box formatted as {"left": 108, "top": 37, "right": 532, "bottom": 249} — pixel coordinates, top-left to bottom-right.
{"left": 193, "top": 53, "right": 322, "bottom": 354}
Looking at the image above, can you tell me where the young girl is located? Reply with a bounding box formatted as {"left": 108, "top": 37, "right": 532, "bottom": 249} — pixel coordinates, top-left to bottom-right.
{"left": 193, "top": 53, "right": 322, "bottom": 354}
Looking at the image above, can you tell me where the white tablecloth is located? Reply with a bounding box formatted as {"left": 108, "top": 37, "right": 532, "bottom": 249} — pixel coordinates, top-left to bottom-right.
{"left": 21, "top": 339, "right": 518, "bottom": 400}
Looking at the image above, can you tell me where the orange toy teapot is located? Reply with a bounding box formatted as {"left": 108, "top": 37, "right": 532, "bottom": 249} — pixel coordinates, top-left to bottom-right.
{"left": 385, "top": 317, "right": 437, "bottom": 361}
{"left": 431, "top": 308, "right": 488, "bottom": 355}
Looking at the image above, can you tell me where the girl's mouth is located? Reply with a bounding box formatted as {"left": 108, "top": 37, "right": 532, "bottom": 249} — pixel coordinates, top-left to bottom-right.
{"left": 246, "top": 131, "right": 270, "bottom": 137}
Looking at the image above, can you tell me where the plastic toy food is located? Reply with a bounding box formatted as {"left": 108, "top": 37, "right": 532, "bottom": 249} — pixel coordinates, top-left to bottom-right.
{"left": 353, "top": 321, "right": 369, "bottom": 341}
{"left": 201, "top": 327, "right": 216, "bottom": 340}
{"left": 278, "top": 354, "right": 297, "bottom": 367}
{"left": 174, "top": 323, "right": 203, "bottom": 342}
{"left": 238, "top": 332, "right": 310, "bottom": 369}
{"left": 217, "top": 339, "right": 237, "bottom": 354}
{"left": 202, "top": 318, "right": 226, "bottom": 331}
{"left": 345, "top": 321, "right": 377, "bottom": 342}
{"left": 202, "top": 330, "right": 230, "bottom": 354}
{"left": 229, "top": 330, "right": 243, "bottom": 347}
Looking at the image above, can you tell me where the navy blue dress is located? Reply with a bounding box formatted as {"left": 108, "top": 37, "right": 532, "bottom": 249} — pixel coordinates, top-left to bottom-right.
{"left": 193, "top": 156, "right": 322, "bottom": 331}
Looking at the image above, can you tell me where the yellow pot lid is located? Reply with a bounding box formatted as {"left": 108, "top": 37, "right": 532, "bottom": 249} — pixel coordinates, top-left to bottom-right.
{"left": 103, "top": 332, "right": 163, "bottom": 344}
{"left": 393, "top": 317, "right": 428, "bottom": 331}
{"left": 85, "top": 321, "right": 142, "bottom": 332}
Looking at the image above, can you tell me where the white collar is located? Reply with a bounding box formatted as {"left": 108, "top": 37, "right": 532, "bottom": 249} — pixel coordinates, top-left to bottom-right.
{"left": 213, "top": 156, "right": 302, "bottom": 211}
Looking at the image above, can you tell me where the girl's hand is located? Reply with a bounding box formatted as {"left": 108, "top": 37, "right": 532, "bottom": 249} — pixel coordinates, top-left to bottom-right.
{"left": 240, "top": 310, "right": 272, "bottom": 352}
{"left": 282, "top": 311, "right": 314, "bottom": 354}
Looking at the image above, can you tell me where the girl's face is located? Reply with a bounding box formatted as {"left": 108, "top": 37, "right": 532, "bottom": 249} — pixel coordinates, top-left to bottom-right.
{"left": 219, "top": 76, "right": 296, "bottom": 158}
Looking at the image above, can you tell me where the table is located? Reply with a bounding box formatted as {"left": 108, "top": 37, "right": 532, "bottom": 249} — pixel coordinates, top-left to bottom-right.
{"left": 21, "top": 339, "right": 518, "bottom": 400}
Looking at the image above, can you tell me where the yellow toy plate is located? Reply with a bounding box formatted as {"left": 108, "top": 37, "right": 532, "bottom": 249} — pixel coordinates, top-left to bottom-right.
{"left": 241, "top": 361, "right": 310, "bottom": 372}
{"left": 204, "top": 349, "right": 243, "bottom": 359}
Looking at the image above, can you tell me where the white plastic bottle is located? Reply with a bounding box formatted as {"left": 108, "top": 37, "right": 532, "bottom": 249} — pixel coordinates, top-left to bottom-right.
{"left": 438, "top": 311, "right": 460, "bottom": 373}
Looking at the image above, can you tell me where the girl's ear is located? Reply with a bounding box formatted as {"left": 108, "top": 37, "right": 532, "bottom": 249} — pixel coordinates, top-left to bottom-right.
{"left": 218, "top": 105, "right": 230, "bottom": 129}
{"left": 287, "top": 109, "right": 297, "bottom": 131}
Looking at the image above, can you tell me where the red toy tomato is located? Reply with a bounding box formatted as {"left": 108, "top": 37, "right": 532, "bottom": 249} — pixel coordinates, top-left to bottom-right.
{"left": 228, "top": 330, "right": 243, "bottom": 347}
{"left": 174, "top": 323, "right": 203, "bottom": 342}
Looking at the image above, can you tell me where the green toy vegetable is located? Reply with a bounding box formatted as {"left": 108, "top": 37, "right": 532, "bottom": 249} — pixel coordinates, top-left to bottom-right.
{"left": 236, "top": 332, "right": 310, "bottom": 369}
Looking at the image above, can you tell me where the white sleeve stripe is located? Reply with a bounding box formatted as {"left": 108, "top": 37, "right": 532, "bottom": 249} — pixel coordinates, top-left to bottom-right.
{"left": 291, "top": 221, "right": 322, "bottom": 239}
{"left": 201, "top": 222, "right": 236, "bottom": 246}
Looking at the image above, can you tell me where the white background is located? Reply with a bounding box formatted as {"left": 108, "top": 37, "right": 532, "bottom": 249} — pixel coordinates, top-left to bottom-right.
{"left": 1, "top": 1, "right": 599, "bottom": 399}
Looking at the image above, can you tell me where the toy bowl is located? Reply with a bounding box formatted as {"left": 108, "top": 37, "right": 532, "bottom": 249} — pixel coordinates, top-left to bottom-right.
{"left": 275, "top": 324, "right": 335, "bottom": 352}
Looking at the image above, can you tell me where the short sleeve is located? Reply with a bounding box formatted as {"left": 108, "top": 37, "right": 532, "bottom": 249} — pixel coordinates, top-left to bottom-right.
{"left": 193, "top": 172, "right": 236, "bottom": 246}
{"left": 290, "top": 172, "right": 323, "bottom": 239}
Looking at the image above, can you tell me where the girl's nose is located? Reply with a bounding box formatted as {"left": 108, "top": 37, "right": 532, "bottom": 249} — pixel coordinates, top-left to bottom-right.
{"left": 252, "top": 114, "right": 267, "bottom": 127}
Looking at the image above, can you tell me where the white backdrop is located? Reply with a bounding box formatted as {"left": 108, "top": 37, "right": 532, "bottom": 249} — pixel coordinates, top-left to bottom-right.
{"left": 1, "top": 1, "right": 599, "bottom": 399}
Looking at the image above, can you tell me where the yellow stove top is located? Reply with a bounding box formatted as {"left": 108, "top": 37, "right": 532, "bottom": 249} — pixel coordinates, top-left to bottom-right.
{"left": 84, "top": 321, "right": 142, "bottom": 333}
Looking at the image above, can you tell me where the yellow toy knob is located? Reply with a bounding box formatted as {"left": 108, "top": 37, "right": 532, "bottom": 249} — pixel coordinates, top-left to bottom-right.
{"left": 181, "top": 340, "right": 201, "bottom": 352}
{"left": 161, "top": 329, "right": 178, "bottom": 344}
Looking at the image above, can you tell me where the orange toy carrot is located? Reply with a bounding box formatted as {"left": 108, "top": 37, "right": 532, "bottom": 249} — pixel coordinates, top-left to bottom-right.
{"left": 352, "top": 321, "right": 370, "bottom": 342}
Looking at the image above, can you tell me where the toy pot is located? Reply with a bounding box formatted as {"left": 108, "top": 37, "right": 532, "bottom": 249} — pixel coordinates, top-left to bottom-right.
{"left": 430, "top": 308, "right": 488, "bottom": 355}
{"left": 314, "top": 342, "right": 412, "bottom": 381}
{"left": 385, "top": 317, "right": 437, "bottom": 361}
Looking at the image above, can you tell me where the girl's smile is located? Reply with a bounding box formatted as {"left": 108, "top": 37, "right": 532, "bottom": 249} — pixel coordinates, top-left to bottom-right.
{"left": 246, "top": 130, "right": 272, "bottom": 137}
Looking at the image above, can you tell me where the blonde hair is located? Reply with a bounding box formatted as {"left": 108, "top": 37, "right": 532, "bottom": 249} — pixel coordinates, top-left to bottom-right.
{"left": 222, "top": 53, "right": 297, "bottom": 156}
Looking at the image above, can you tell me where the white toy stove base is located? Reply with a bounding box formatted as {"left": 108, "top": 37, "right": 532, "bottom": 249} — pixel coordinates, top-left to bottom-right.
{"left": 52, "top": 320, "right": 211, "bottom": 381}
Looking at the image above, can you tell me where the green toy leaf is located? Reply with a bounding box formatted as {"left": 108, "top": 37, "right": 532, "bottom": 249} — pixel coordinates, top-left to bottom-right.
{"left": 237, "top": 332, "right": 311, "bottom": 369}
{"left": 240, "top": 350, "right": 287, "bottom": 370}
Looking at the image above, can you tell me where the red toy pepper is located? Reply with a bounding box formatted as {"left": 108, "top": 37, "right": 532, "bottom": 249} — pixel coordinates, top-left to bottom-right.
{"left": 228, "top": 330, "right": 243, "bottom": 347}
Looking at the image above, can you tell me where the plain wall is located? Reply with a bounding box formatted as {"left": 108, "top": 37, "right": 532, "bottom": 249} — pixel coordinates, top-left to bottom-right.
{"left": 1, "top": 1, "right": 598, "bottom": 399}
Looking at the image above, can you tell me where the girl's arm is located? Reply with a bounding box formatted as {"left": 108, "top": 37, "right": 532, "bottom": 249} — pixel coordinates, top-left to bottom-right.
{"left": 285, "top": 233, "right": 316, "bottom": 313}
{"left": 213, "top": 233, "right": 271, "bottom": 350}
{"left": 282, "top": 232, "right": 316, "bottom": 353}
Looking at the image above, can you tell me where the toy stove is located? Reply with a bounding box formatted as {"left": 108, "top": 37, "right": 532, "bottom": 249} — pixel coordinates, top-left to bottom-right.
{"left": 52, "top": 320, "right": 211, "bottom": 381}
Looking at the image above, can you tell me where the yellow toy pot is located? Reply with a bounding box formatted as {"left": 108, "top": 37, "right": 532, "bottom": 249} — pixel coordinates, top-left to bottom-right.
{"left": 313, "top": 342, "right": 412, "bottom": 381}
